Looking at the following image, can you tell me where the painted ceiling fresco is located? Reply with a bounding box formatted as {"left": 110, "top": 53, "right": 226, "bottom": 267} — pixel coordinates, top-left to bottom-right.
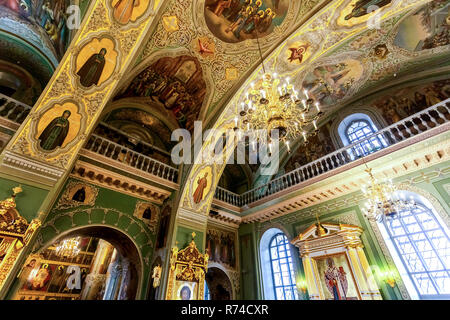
{"left": 119, "top": 55, "right": 207, "bottom": 132}
{"left": 204, "top": 0, "right": 290, "bottom": 43}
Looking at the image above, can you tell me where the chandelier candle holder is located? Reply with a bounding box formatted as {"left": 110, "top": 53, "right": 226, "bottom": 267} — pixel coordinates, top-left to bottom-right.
{"left": 55, "top": 237, "right": 81, "bottom": 258}
{"left": 361, "top": 167, "right": 417, "bottom": 222}
{"left": 234, "top": 72, "right": 322, "bottom": 151}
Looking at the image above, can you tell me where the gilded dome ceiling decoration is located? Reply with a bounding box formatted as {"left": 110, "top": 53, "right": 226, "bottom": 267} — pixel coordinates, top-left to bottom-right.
{"left": 138, "top": 0, "right": 324, "bottom": 126}
{"left": 118, "top": 54, "right": 207, "bottom": 132}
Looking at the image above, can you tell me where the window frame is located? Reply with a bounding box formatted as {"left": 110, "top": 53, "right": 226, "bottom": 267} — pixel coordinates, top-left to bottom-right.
{"left": 268, "top": 233, "right": 298, "bottom": 300}
{"left": 381, "top": 199, "right": 450, "bottom": 299}
{"left": 345, "top": 119, "right": 387, "bottom": 157}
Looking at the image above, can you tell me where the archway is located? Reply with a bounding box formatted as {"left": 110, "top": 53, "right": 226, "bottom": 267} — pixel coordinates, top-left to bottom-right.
{"left": 12, "top": 226, "right": 142, "bottom": 300}
{"left": 205, "top": 267, "right": 233, "bottom": 300}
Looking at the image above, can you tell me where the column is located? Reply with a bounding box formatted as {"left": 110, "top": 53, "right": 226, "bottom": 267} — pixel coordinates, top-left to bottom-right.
{"left": 80, "top": 239, "right": 114, "bottom": 300}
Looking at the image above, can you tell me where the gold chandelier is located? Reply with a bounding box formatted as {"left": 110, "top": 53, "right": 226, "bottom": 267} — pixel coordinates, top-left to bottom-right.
{"left": 234, "top": 33, "right": 322, "bottom": 151}
{"left": 55, "top": 237, "right": 81, "bottom": 258}
{"left": 361, "top": 166, "right": 416, "bottom": 222}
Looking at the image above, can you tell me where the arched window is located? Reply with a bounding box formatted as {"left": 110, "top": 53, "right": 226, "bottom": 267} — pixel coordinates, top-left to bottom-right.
{"left": 345, "top": 120, "right": 387, "bottom": 157}
{"left": 337, "top": 113, "right": 388, "bottom": 159}
{"left": 268, "top": 233, "right": 299, "bottom": 300}
{"left": 380, "top": 193, "right": 450, "bottom": 299}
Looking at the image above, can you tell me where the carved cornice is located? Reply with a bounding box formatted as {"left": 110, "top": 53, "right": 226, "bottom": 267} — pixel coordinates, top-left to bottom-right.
{"left": 0, "top": 150, "right": 65, "bottom": 186}
{"left": 71, "top": 160, "right": 171, "bottom": 205}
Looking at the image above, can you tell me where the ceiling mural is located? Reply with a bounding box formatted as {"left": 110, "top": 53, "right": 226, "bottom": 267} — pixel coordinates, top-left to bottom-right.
{"left": 119, "top": 55, "right": 207, "bottom": 131}
{"left": 393, "top": 1, "right": 450, "bottom": 52}
{"left": 132, "top": 0, "right": 321, "bottom": 126}
{"left": 204, "top": 0, "right": 290, "bottom": 43}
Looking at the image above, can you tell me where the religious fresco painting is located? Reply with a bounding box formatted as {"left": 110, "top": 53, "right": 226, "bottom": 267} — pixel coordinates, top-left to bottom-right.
{"left": 302, "top": 59, "right": 364, "bottom": 106}
{"left": 206, "top": 229, "right": 236, "bottom": 269}
{"left": 314, "top": 254, "right": 359, "bottom": 300}
{"left": 394, "top": 1, "right": 450, "bottom": 52}
{"left": 75, "top": 38, "right": 118, "bottom": 89}
{"left": 192, "top": 166, "right": 212, "bottom": 205}
{"left": 111, "top": 0, "right": 150, "bottom": 24}
{"left": 204, "top": 0, "right": 289, "bottom": 43}
{"left": 54, "top": 181, "right": 99, "bottom": 210}
{"left": 35, "top": 101, "right": 81, "bottom": 151}
{"left": 371, "top": 79, "right": 450, "bottom": 125}
{"left": 133, "top": 202, "right": 159, "bottom": 232}
{"left": 337, "top": 0, "right": 393, "bottom": 27}
{"left": 121, "top": 56, "right": 207, "bottom": 131}
{"left": 0, "top": 0, "right": 75, "bottom": 57}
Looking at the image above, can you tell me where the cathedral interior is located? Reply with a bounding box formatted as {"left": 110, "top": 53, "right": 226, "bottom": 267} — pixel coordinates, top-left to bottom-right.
{"left": 0, "top": 0, "right": 449, "bottom": 301}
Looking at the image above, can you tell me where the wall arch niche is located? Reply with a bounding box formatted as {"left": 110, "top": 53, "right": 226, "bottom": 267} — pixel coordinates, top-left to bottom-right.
{"left": 12, "top": 226, "right": 142, "bottom": 300}
{"left": 205, "top": 266, "right": 233, "bottom": 300}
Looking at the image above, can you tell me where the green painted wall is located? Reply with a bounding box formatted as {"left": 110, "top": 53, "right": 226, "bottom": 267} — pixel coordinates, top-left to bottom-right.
{"left": 0, "top": 177, "right": 48, "bottom": 222}
{"left": 176, "top": 226, "right": 203, "bottom": 251}
{"left": 7, "top": 177, "right": 163, "bottom": 300}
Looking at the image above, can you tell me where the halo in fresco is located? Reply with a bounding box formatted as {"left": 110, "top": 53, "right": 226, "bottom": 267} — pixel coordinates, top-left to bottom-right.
{"left": 204, "top": 0, "right": 290, "bottom": 43}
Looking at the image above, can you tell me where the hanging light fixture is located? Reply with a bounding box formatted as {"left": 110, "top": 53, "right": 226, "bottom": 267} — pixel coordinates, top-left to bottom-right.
{"left": 55, "top": 237, "right": 81, "bottom": 258}
{"left": 234, "top": 31, "right": 322, "bottom": 150}
{"left": 361, "top": 165, "right": 417, "bottom": 222}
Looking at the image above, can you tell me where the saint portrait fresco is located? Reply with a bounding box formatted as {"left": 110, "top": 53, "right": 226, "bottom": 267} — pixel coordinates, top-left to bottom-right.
{"left": 38, "top": 109, "right": 71, "bottom": 151}
{"left": 371, "top": 79, "right": 450, "bottom": 125}
{"left": 204, "top": 0, "right": 289, "bottom": 43}
{"left": 55, "top": 181, "right": 99, "bottom": 210}
{"left": 75, "top": 38, "right": 118, "bottom": 89}
{"left": 120, "top": 56, "right": 206, "bottom": 131}
{"left": 394, "top": 1, "right": 450, "bottom": 52}
{"left": 133, "top": 202, "right": 159, "bottom": 232}
{"left": 315, "top": 255, "right": 359, "bottom": 300}
{"left": 302, "top": 59, "right": 364, "bottom": 106}
{"left": 193, "top": 172, "right": 209, "bottom": 204}
{"left": 111, "top": 0, "right": 150, "bottom": 24}
{"left": 35, "top": 102, "right": 82, "bottom": 152}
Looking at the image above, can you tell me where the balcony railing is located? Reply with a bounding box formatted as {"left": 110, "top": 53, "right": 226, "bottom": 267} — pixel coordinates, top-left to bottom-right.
{"left": 83, "top": 134, "right": 179, "bottom": 183}
{"left": 0, "top": 93, "right": 32, "bottom": 124}
{"left": 217, "top": 99, "right": 450, "bottom": 208}
{"left": 214, "top": 186, "right": 242, "bottom": 207}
